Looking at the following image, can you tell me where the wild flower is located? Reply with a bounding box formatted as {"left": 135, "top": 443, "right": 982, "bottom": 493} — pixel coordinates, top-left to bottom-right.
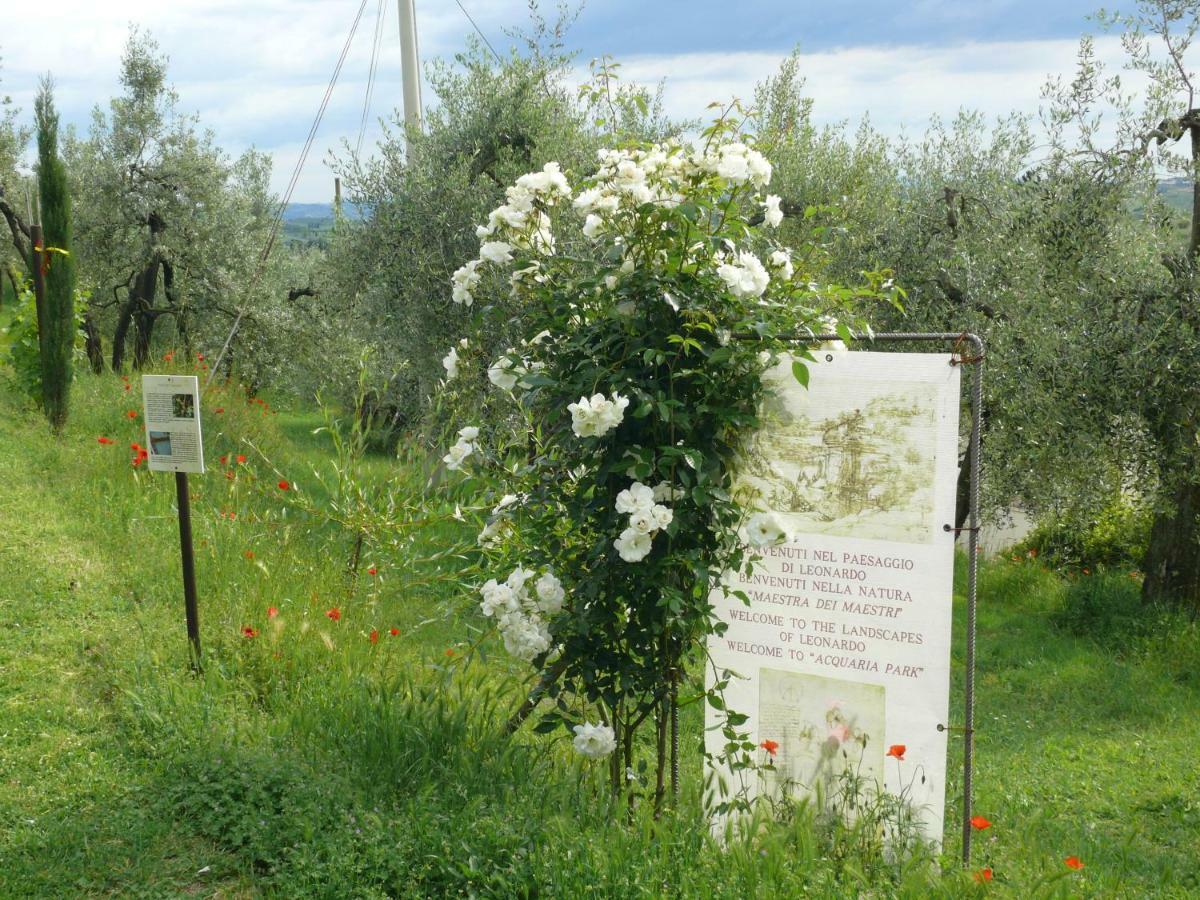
{"left": 572, "top": 722, "right": 617, "bottom": 758}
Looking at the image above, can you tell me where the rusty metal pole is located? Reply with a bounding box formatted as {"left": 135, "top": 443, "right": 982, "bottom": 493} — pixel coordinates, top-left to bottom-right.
{"left": 175, "top": 471, "right": 202, "bottom": 672}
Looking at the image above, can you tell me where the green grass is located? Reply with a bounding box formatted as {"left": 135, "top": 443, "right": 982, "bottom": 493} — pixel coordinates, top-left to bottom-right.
{"left": 0, "top": 368, "right": 1198, "bottom": 897}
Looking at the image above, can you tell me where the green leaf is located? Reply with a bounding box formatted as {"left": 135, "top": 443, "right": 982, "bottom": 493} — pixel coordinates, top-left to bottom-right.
{"left": 792, "top": 360, "right": 809, "bottom": 388}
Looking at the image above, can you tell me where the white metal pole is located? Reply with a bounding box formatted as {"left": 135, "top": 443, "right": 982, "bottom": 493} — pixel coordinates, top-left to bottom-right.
{"left": 397, "top": 0, "right": 422, "bottom": 159}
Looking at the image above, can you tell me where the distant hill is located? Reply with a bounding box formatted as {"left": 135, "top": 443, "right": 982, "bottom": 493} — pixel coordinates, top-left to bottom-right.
{"left": 282, "top": 202, "right": 364, "bottom": 222}
{"left": 1158, "top": 177, "right": 1192, "bottom": 216}
{"left": 279, "top": 202, "right": 364, "bottom": 248}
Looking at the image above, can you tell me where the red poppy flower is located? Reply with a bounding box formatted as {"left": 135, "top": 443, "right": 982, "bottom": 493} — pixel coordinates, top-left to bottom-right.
{"left": 367, "top": 566, "right": 378, "bottom": 576}
{"left": 197, "top": 353, "right": 205, "bottom": 361}
{"left": 163, "top": 351, "right": 175, "bottom": 363}
{"left": 267, "top": 606, "right": 279, "bottom": 619}
{"left": 970, "top": 815, "right": 992, "bottom": 831}
{"left": 219, "top": 455, "right": 228, "bottom": 465}
{"left": 225, "top": 470, "right": 235, "bottom": 480}
{"left": 236, "top": 454, "right": 246, "bottom": 464}
{"left": 123, "top": 383, "right": 131, "bottom": 391}
{"left": 1082, "top": 568, "right": 1090, "bottom": 575}
{"left": 326, "top": 607, "right": 341, "bottom": 622}
{"left": 131, "top": 442, "right": 141, "bottom": 450}
{"left": 278, "top": 480, "right": 290, "bottom": 491}
{"left": 445, "top": 647, "right": 455, "bottom": 657}
{"left": 242, "top": 626, "right": 258, "bottom": 638}
{"left": 886, "top": 744, "right": 906, "bottom": 760}
{"left": 214, "top": 407, "right": 225, "bottom": 414}
{"left": 97, "top": 436, "right": 114, "bottom": 445}
{"left": 131, "top": 456, "right": 144, "bottom": 468}
{"left": 126, "top": 410, "right": 137, "bottom": 419}
{"left": 244, "top": 550, "right": 256, "bottom": 560}
{"left": 974, "top": 868, "right": 993, "bottom": 883}
{"left": 370, "top": 629, "right": 379, "bottom": 644}
{"left": 389, "top": 628, "right": 399, "bottom": 636}
{"left": 1028, "top": 548, "right": 1039, "bottom": 558}
{"left": 1064, "top": 856, "right": 1084, "bottom": 871}
{"left": 760, "top": 739, "right": 779, "bottom": 757}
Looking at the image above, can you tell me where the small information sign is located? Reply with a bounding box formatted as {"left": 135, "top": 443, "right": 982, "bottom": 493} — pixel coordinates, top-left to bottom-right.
{"left": 141, "top": 374, "right": 205, "bottom": 474}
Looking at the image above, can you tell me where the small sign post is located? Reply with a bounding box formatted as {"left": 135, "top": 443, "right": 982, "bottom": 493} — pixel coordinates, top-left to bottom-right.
{"left": 141, "top": 374, "right": 206, "bottom": 671}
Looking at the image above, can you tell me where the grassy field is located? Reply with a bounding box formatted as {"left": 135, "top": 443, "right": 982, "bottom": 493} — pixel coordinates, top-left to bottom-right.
{"left": 0, "top": 368, "right": 1198, "bottom": 898}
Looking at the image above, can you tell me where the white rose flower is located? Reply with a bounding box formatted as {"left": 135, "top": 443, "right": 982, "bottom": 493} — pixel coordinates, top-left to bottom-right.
{"left": 614, "top": 526, "right": 653, "bottom": 562}
{"left": 480, "top": 580, "right": 517, "bottom": 617}
{"left": 488, "top": 355, "right": 519, "bottom": 391}
{"left": 716, "top": 250, "right": 771, "bottom": 299}
{"left": 568, "top": 392, "right": 628, "bottom": 438}
{"left": 573, "top": 187, "right": 603, "bottom": 214}
{"left": 650, "top": 504, "right": 674, "bottom": 530}
{"left": 493, "top": 493, "right": 519, "bottom": 513}
{"left": 477, "top": 519, "right": 503, "bottom": 548}
{"left": 629, "top": 509, "right": 658, "bottom": 535}
{"left": 615, "top": 482, "right": 656, "bottom": 515}
{"left": 451, "top": 259, "right": 481, "bottom": 306}
{"left": 535, "top": 571, "right": 565, "bottom": 614}
{"left": 746, "top": 149, "right": 773, "bottom": 188}
{"left": 459, "top": 337, "right": 470, "bottom": 348}
{"left": 442, "top": 346, "right": 459, "bottom": 380}
{"left": 768, "top": 249, "right": 794, "bottom": 280}
{"left": 763, "top": 195, "right": 783, "bottom": 228}
{"left": 716, "top": 146, "right": 750, "bottom": 183}
{"left": 746, "top": 511, "right": 788, "bottom": 547}
{"left": 572, "top": 722, "right": 618, "bottom": 758}
{"left": 614, "top": 300, "right": 636, "bottom": 316}
{"left": 582, "top": 213, "right": 605, "bottom": 238}
{"left": 503, "top": 617, "right": 552, "bottom": 661}
{"left": 442, "top": 440, "right": 473, "bottom": 471}
{"left": 506, "top": 565, "right": 534, "bottom": 594}
{"left": 479, "top": 241, "right": 514, "bottom": 265}
{"left": 458, "top": 426, "right": 479, "bottom": 441}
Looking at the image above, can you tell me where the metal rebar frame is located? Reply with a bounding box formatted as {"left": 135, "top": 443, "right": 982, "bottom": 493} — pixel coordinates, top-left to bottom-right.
{"left": 723, "top": 330, "right": 985, "bottom": 865}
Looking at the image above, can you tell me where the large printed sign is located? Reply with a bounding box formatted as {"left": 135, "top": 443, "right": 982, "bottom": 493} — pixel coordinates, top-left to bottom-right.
{"left": 706, "top": 350, "right": 960, "bottom": 843}
{"left": 141, "top": 374, "right": 206, "bottom": 474}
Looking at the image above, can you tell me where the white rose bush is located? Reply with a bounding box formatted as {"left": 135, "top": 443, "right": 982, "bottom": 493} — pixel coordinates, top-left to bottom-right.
{"left": 438, "top": 114, "right": 893, "bottom": 808}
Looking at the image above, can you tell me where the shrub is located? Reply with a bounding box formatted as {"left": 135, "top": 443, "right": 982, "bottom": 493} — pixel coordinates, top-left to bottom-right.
{"left": 1018, "top": 496, "right": 1151, "bottom": 572}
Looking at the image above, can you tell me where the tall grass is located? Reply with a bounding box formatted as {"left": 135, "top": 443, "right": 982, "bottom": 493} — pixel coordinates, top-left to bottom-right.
{"left": 1, "top": 370, "right": 1197, "bottom": 896}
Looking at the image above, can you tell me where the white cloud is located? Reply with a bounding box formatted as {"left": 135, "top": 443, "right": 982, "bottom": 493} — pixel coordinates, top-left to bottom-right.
{"left": 1, "top": 4, "right": 1144, "bottom": 202}
{"left": 612, "top": 37, "right": 1133, "bottom": 142}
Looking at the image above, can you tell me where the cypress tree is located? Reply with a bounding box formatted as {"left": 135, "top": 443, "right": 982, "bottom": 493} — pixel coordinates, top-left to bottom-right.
{"left": 34, "top": 78, "right": 75, "bottom": 430}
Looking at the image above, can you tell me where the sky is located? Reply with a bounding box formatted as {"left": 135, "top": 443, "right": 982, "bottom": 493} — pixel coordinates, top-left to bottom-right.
{"left": 1, "top": 0, "right": 1139, "bottom": 202}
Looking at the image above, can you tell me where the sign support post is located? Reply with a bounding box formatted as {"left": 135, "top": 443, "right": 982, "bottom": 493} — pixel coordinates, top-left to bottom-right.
{"left": 175, "top": 471, "right": 202, "bottom": 671}
{"left": 141, "top": 373, "right": 207, "bottom": 673}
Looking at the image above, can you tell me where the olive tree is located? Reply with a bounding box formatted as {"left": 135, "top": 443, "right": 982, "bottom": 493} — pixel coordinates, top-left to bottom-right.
{"left": 65, "top": 29, "right": 288, "bottom": 374}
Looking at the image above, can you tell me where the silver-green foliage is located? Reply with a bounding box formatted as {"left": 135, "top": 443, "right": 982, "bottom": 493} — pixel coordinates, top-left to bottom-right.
{"left": 65, "top": 29, "right": 291, "bottom": 374}
{"left": 323, "top": 35, "right": 682, "bottom": 432}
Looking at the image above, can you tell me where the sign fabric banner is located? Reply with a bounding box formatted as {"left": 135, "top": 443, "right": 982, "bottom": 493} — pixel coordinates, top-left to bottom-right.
{"left": 706, "top": 350, "right": 961, "bottom": 844}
